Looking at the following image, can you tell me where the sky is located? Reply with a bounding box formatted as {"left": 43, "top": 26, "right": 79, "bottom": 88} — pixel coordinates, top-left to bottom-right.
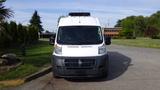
{"left": 4, "top": 0, "right": 160, "bottom": 32}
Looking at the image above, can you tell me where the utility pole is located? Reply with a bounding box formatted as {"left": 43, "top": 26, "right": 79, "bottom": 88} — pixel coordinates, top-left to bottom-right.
{"left": 107, "top": 19, "right": 110, "bottom": 27}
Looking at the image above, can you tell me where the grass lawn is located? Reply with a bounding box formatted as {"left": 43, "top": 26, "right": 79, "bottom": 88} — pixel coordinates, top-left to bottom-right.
{"left": 0, "top": 39, "right": 53, "bottom": 81}
{"left": 112, "top": 38, "right": 160, "bottom": 49}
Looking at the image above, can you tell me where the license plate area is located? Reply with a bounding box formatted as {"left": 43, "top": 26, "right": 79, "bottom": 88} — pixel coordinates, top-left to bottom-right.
{"left": 65, "top": 59, "right": 95, "bottom": 69}
{"left": 75, "top": 70, "right": 86, "bottom": 75}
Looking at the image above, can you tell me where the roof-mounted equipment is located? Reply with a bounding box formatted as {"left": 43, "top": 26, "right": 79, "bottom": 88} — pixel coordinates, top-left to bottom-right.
{"left": 69, "top": 12, "right": 91, "bottom": 16}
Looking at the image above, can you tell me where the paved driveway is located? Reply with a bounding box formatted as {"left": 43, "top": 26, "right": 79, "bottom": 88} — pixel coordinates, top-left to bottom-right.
{"left": 6, "top": 45, "right": 160, "bottom": 90}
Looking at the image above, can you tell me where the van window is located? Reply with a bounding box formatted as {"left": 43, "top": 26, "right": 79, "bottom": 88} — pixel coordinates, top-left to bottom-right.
{"left": 57, "top": 26, "right": 103, "bottom": 45}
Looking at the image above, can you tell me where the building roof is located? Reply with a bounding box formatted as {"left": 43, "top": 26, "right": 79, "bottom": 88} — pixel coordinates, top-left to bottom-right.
{"left": 104, "top": 27, "right": 122, "bottom": 31}
{"left": 58, "top": 16, "right": 101, "bottom": 27}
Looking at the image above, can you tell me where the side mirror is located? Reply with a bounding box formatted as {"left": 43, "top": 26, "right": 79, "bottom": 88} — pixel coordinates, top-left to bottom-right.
{"left": 49, "top": 36, "right": 55, "bottom": 45}
{"left": 105, "top": 36, "right": 111, "bottom": 45}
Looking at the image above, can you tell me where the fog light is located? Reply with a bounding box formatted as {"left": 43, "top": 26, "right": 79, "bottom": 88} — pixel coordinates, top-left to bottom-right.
{"left": 56, "top": 58, "right": 64, "bottom": 66}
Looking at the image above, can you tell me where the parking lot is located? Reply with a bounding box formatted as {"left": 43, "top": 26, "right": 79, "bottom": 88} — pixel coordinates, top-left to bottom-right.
{"left": 7, "top": 44, "right": 160, "bottom": 90}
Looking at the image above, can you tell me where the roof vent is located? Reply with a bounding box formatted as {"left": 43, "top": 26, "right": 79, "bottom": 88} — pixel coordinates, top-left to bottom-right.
{"left": 69, "top": 12, "right": 90, "bottom": 16}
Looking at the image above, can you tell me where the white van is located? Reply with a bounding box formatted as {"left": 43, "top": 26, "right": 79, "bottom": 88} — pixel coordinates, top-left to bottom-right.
{"left": 50, "top": 12, "right": 111, "bottom": 78}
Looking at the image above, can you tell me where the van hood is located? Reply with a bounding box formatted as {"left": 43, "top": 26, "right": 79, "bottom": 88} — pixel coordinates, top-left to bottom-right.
{"left": 61, "top": 45, "right": 99, "bottom": 57}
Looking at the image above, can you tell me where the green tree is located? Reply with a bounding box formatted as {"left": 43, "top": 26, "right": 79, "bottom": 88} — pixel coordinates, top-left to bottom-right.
{"left": 28, "top": 25, "right": 38, "bottom": 43}
{"left": 0, "top": 22, "right": 12, "bottom": 47}
{"left": 148, "top": 11, "right": 160, "bottom": 30}
{"left": 0, "top": 0, "right": 13, "bottom": 22}
{"left": 9, "top": 21, "right": 18, "bottom": 42}
{"left": 134, "top": 16, "right": 147, "bottom": 37}
{"left": 116, "top": 16, "right": 148, "bottom": 38}
{"left": 121, "top": 16, "right": 136, "bottom": 39}
{"left": 0, "top": 0, "right": 13, "bottom": 48}
{"left": 148, "top": 11, "right": 160, "bottom": 27}
{"left": 17, "top": 23, "right": 25, "bottom": 43}
{"left": 145, "top": 26, "right": 160, "bottom": 39}
{"left": 30, "top": 10, "right": 43, "bottom": 34}
{"left": 145, "top": 11, "right": 160, "bottom": 38}
{"left": 115, "top": 20, "right": 123, "bottom": 27}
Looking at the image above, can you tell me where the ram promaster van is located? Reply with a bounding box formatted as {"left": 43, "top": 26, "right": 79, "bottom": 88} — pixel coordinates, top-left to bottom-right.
{"left": 50, "top": 12, "right": 111, "bottom": 78}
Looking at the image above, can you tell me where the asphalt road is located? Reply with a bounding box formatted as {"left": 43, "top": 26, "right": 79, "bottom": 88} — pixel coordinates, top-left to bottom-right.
{"left": 5, "top": 45, "right": 160, "bottom": 90}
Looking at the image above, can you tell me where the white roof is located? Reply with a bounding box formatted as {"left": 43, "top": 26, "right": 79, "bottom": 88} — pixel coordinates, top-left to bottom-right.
{"left": 58, "top": 16, "right": 101, "bottom": 27}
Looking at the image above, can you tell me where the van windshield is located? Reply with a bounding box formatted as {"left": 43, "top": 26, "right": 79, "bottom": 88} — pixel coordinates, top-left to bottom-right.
{"left": 57, "top": 26, "right": 103, "bottom": 45}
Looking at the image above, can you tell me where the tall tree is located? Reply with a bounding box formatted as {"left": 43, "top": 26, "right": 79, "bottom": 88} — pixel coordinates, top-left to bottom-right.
{"left": 121, "top": 16, "right": 137, "bottom": 38}
{"left": 0, "top": 0, "right": 13, "bottom": 47}
{"left": 115, "top": 11, "right": 160, "bottom": 39}
{"left": 145, "top": 26, "right": 159, "bottom": 39}
{"left": 0, "top": 0, "right": 13, "bottom": 22}
{"left": 115, "top": 20, "right": 123, "bottom": 27}
{"left": 148, "top": 11, "right": 160, "bottom": 30}
{"left": 9, "top": 21, "right": 17, "bottom": 42}
{"left": 134, "top": 16, "right": 147, "bottom": 37}
{"left": 29, "top": 10, "right": 43, "bottom": 34}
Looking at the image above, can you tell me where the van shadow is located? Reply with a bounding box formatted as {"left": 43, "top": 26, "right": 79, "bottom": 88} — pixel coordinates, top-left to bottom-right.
{"left": 65, "top": 51, "right": 132, "bottom": 82}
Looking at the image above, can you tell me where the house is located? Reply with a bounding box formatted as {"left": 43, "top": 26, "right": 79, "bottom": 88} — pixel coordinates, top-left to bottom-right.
{"left": 104, "top": 27, "right": 122, "bottom": 37}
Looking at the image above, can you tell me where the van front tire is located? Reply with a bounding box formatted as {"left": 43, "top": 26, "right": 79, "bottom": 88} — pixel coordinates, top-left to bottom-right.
{"left": 101, "top": 67, "right": 109, "bottom": 78}
{"left": 101, "top": 57, "right": 109, "bottom": 78}
{"left": 53, "top": 72, "right": 61, "bottom": 79}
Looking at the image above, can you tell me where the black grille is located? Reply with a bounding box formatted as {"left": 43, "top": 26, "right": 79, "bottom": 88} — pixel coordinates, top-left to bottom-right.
{"left": 64, "top": 59, "right": 95, "bottom": 69}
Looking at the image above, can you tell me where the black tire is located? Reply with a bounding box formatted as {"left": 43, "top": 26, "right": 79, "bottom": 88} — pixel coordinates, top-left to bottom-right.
{"left": 53, "top": 72, "right": 61, "bottom": 79}
{"left": 101, "top": 57, "right": 109, "bottom": 78}
{"left": 101, "top": 67, "right": 109, "bottom": 78}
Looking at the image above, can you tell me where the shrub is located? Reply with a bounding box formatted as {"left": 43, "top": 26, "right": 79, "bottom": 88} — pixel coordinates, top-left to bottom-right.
{"left": 145, "top": 26, "right": 160, "bottom": 39}
{"left": 28, "top": 25, "right": 39, "bottom": 43}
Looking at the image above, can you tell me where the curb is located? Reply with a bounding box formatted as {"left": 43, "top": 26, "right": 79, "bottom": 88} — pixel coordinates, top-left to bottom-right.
{"left": 0, "top": 66, "right": 52, "bottom": 88}
{"left": 24, "top": 66, "right": 52, "bottom": 82}
{"left": 0, "top": 79, "right": 24, "bottom": 87}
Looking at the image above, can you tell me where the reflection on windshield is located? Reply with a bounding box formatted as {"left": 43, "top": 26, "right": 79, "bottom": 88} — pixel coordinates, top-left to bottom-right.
{"left": 57, "top": 26, "right": 103, "bottom": 45}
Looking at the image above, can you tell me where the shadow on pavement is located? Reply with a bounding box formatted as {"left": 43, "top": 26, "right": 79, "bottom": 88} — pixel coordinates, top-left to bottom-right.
{"left": 66, "top": 51, "right": 132, "bottom": 82}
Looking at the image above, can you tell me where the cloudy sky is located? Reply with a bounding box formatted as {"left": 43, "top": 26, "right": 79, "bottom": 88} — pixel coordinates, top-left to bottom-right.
{"left": 4, "top": 0, "right": 160, "bottom": 32}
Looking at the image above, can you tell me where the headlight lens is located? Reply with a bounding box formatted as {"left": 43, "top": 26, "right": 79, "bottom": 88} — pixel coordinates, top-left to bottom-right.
{"left": 98, "top": 45, "right": 106, "bottom": 54}
{"left": 54, "top": 45, "right": 62, "bottom": 54}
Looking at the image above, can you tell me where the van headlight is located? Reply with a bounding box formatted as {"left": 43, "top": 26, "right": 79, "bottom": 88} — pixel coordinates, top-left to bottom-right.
{"left": 98, "top": 45, "right": 106, "bottom": 54}
{"left": 54, "top": 45, "right": 62, "bottom": 54}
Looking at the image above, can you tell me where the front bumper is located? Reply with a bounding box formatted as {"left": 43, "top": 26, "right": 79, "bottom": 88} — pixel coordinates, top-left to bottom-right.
{"left": 52, "top": 54, "right": 109, "bottom": 78}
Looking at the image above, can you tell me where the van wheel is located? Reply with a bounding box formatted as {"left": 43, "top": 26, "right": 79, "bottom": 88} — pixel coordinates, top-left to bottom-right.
{"left": 53, "top": 72, "right": 61, "bottom": 79}
{"left": 102, "top": 59, "right": 109, "bottom": 78}
{"left": 54, "top": 75, "right": 61, "bottom": 79}
{"left": 102, "top": 68, "right": 109, "bottom": 78}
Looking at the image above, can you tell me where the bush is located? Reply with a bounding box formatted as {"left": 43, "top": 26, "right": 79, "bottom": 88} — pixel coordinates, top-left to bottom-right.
{"left": 126, "top": 36, "right": 136, "bottom": 39}
{"left": 0, "top": 22, "right": 12, "bottom": 48}
{"left": 17, "top": 23, "right": 24, "bottom": 43}
{"left": 0, "top": 21, "right": 39, "bottom": 49}
{"left": 145, "top": 26, "right": 160, "bottom": 39}
{"left": 151, "top": 35, "right": 160, "bottom": 39}
{"left": 28, "top": 25, "right": 39, "bottom": 43}
{"left": 40, "top": 34, "right": 54, "bottom": 38}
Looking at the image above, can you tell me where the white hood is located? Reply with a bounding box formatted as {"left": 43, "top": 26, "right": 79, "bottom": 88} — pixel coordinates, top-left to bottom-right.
{"left": 62, "top": 45, "right": 99, "bottom": 57}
